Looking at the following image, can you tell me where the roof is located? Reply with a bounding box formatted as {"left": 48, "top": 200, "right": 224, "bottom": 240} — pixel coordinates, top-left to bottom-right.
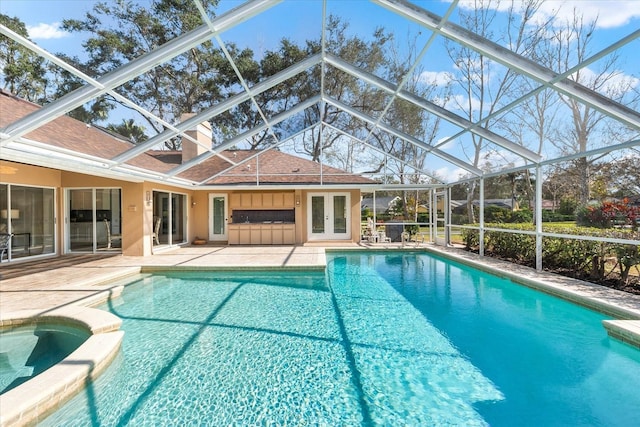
{"left": 0, "top": 91, "right": 174, "bottom": 175}
{"left": 0, "top": 91, "right": 375, "bottom": 186}
{"left": 148, "top": 148, "right": 377, "bottom": 185}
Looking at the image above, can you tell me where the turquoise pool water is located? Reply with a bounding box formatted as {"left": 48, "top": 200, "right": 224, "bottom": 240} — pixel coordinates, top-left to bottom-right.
{"left": 0, "top": 324, "right": 89, "bottom": 394}
{"left": 41, "top": 251, "right": 640, "bottom": 426}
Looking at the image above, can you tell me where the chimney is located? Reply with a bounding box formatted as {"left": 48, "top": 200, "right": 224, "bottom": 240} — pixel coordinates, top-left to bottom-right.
{"left": 180, "top": 113, "right": 212, "bottom": 163}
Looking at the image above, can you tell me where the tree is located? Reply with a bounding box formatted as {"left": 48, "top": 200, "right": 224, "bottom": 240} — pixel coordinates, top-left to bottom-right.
{"left": 446, "top": 0, "right": 548, "bottom": 222}
{"left": 107, "top": 119, "right": 148, "bottom": 144}
{"left": 598, "top": 153, "right": 640, "bottom": 197}
{"left": 0, "top": 14, "right": 48, "bottom": 102}
{"left": 541, "top": 10, "right": 640, "bottom": 204}
{"left": 61, "top": 0, "right": 241, "bottom": 149}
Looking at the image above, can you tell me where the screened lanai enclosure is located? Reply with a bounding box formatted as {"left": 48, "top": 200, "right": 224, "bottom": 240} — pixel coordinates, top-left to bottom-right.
{"left": 1, "top": 0, "right": 639, "bottom": 272}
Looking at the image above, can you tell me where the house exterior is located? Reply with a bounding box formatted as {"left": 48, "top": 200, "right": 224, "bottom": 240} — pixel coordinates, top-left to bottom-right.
{"left": 0, "top": 91, "right": 376, "bottom": 262}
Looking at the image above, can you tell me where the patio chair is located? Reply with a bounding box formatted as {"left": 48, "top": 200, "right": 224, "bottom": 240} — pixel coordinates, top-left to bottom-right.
{"left": 104, "top": 219, "right": 122, "bottom": 249}
{"left": 152, "top": 216, "right": 161, "bottom": 245}
{"left": 0, "top": 233, "right": 13, "bottom": 261}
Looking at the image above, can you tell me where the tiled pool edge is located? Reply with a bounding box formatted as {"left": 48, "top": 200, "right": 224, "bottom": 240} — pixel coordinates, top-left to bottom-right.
{"left": 0, "top": 307, "right": 124, "bottom": 427}
{"left": 602, "top": 320, "right": 640, "bottom": 348}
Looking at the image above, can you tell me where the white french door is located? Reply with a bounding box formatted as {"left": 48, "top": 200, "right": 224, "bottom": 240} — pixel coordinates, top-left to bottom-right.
{"left": 307, "top": 192, "right": 350, "bottom": 240}
{"left": 208, "top": 194, "right": 227, "bottom": 241}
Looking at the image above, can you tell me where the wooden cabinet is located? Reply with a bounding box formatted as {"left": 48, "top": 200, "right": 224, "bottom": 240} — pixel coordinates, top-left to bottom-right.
{"left": 272, "top": 193, "right": 284, "bottom": 207}
{"left": 261, "top": 227, "right": 272, "bottom": 244}
{"left": 283, "top": 193, "right": 295, "bottom": 208}
{"left": 230, "top": 192, "right": 295, "bottom": 209}
{"left": 250, "top": 225, "right": 261, "bottom": 244}
{"left": 227, "top": 224, "right": 295, "bottom": 245}
{"left": 228, "top": 226, "right": 239, "bottom": 244}
{"left": 241, "top": 193, "right": 252, "bottom": 208}
{"left": 262, "top": 193, "right": 273, "bottom": 207}
{"left": 239, "top": 226, "right": 251, "bottom": 244}
{"left": 271, "top": 224, "right": 283, "bottom": 244}
{"left": 282, "top": 224, "right": 295, "bottom": 244}
{"left": 230, "top": 193, "right": 241, "bottom": 207}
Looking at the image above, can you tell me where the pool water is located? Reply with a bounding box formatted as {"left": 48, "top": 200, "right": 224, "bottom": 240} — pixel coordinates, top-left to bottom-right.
{"left": 41, "top": 251, "right": 640, "bottom": 426}
{"left": 0, "top": 324, "right": 89, "bottom": 394}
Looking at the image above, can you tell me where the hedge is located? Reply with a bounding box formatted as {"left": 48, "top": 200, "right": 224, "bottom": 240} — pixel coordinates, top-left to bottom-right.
{"left": 461, "top": 223, "right": 640, "bottom": 282}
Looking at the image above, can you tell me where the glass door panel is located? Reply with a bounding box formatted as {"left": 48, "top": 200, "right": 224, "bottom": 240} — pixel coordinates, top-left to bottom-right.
{"left": 311, "top": 195, "right": 325, "bottom": 234}
{"left": 69, "top": 189, "right": 94, "bottom": 252}
{"left": 172, "top": 194, "right": 186, "bottom": 244}
{"left": 1, "top": 184, "right": 55, "bottom": 260}
{"left": 209, "top": 195, "right": 227, "bottom": 241}
{"left": 153, "top": 191, "right": 186, "bottom": 246}
{"left": 332, "top": 195, "right": 347, "bottom": 234}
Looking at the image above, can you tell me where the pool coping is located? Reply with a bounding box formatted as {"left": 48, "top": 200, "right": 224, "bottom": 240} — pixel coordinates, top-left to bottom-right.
{"left": 0, "top": 306, "right": 124, "bottom": 427}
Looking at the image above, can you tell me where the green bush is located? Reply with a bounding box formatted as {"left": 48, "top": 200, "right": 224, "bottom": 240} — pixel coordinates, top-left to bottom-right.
{"left": 483, "top": 206, "right": 533, "bottom": 223}
{"left": 461, "top": 223, "right": 640, "bottom": 282}
{"left": 541, "top": 210, "right": 575, "bottom": 222}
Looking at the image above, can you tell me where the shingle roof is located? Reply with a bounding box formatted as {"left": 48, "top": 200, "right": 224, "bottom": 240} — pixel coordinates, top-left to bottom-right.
{"left": 2, "top": 91, "right": 376, "bottom": 186}
{"left": 148, "top": 148, "right": 377, "bottom": 185}
{"left": 0, "top": 91, "right": 173, "bottom": 173}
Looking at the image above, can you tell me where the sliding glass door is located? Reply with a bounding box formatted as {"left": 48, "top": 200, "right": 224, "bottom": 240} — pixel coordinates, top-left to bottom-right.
{"left": 152, "top": 191, "right": 186, "bottom": 247}
{"left": 67, "top": 188, "right": 121, "bottom": 253}
{"left": 0, "top": 184, "right": 55, "bottom": 261}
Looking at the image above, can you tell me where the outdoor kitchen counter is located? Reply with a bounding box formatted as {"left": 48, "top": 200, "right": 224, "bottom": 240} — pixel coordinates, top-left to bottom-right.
{"left": 227, "top": 222, "right": 295, "bottom": 245}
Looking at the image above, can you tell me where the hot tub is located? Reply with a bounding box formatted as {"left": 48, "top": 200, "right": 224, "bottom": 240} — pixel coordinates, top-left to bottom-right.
{"left": 0, "top": 307, "right": 124, "bottom": 426}
{"left": 1, "top": 323, "right": 90, "bottom": 394}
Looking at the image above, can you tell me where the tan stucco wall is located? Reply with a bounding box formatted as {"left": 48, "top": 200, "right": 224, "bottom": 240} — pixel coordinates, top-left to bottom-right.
{"left": 2, "top": 161, "right": 364, "bottom": 258}
{"left": 191, "top": 191, "right": 210, "bottom": 241}
{"left": 1, "top": 161, "right": 62, "bottom": 186}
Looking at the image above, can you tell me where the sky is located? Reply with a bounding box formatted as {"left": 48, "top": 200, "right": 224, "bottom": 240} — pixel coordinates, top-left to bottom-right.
{"left": 1, "top": 0, "right": 639, "bottom": 182}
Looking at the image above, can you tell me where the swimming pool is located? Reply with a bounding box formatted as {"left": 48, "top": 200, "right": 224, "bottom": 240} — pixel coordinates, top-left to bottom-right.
{"left": 41, "top": 251, "right": 640, "bottom": 426}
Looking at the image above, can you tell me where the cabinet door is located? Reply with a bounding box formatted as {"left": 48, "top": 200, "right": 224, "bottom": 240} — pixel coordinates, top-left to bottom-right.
{"left": 262, "top": 193, "right": 273, "bottom": 207}
{"left": 283, "top": 192, "right": 295, "bottom": 208}
{"left": 228, "top": 226, "right": 239, "bottom": 244}
{"left": 239, "top": 227, "right": 251, "bottom": 244}
{"left": 261, "top": 226, "right": 272, "bottom": 244}
{"left": 271, "top": 225, "right": 283, "bottom": 244}
{"left": 251, "top": 193, "right": 262, "bottom": 208}
{"left": 272, "top": 192, "right": 284, "bottom": 207}
{"left": 230, "top": 193, "right": 241, "bottom": 208}
{"left": 250, "top": 225, "right": 261, "bottom": 244}
{"left": 240, "top": 193, "right": 252, "bottom": 208}
{"left": 283, "top": 225, "right": 295, "bottom": 244}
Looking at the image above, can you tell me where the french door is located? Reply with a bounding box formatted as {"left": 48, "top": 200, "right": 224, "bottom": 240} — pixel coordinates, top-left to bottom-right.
{"left": 208, "top": 194, "right": 227, "bottom": 241}
{"left": 307, "top": 192, "right": 350, "bottom": 240}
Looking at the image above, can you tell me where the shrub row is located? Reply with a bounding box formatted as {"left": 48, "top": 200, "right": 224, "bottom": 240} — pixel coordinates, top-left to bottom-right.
{"left": 462, "top": 223, "right": 640, "bottom": 282}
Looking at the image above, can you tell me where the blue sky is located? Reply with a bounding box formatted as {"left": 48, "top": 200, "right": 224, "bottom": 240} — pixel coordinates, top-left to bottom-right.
{"left": 2, "top": 0, "right": 639, "bottom": 181}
